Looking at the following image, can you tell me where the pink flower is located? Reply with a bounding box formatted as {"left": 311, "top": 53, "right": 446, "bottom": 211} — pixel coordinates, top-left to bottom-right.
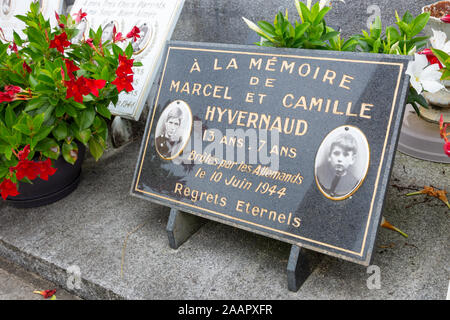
{"left": 23, "top": 61, "right": 32, "bottom": 73}
{"left": 441, "top": 15, "right": 450, "bottom": 23}
{"left": 113, "top": 26, "right": 125, "bottom": 43}
{"left": 85, "top": 38, "right": 95, "bottom": 50}
{"left": 126, "top": 26, "right": 140, "bottom": 42}
{"left": 418, "top": 48, "right": 443, "bottom": 69}
{"left": 444, "top": 141, "right": 450, "bottom": 156}
{"left": 9, "top": 42, "right": 18, "bottom": 53}
{"left": 73, "top": 9, "right": 87, "bottom": 24}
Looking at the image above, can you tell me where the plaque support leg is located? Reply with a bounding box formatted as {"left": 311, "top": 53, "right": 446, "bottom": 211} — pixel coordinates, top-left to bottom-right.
{"left": 166, "top": 208, "right": 207, "bottom": 249}
{"left": 286, "top": 245, "right": 322, "bottom": 292}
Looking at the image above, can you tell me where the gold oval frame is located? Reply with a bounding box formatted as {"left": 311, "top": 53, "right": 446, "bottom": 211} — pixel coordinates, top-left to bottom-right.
{"left": 155, "top": 100, "right": 193, "bottom": 161}
{"left": 71, "top": 17, "right": 90, "bottom": 44}
{"left": 132, "top": 21, "right": 155, "bottom": 56}
{"left": 101, "top": 19, "right": 118, "bottom": 43}
{"left": 314, "top": 125, "right": 370, "bottom": 201}
{"left": 0, "top": 0, "right": 16, "bottom": 19}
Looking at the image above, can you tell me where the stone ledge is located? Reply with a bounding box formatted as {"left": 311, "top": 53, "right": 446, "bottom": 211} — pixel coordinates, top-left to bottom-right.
{"left": 0, "top": 140, "right": 447, "bottom": 300}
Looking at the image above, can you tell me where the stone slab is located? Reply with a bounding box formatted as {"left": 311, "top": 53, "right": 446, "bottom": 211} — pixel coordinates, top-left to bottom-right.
{"left": 132, "top": 41, "right": 412, "bottom": 266}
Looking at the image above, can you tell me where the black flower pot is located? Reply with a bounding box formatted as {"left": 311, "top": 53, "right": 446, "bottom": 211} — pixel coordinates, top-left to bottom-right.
{"left": 6, "top": 143, "right": 86, "bottom": 208}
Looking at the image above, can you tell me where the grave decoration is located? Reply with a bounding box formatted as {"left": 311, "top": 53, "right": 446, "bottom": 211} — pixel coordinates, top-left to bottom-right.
{"left": 0, "top": 3, "right": 141, "bottom": 207}
{"left": 69, "top": 0, "right": 185, "bottom": 120}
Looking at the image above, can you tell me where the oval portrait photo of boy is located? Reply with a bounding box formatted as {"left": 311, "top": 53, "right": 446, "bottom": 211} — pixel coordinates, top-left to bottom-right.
{"left": 314, "top": 125, "right": 370, "bottom": 201}
{"left": 155, "top": 100, "right": 192, "bottom": 160}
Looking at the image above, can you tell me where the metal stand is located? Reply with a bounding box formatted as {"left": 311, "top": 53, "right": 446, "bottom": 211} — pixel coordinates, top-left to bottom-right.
{"left": 166, "top": 209, "right": 321, "bottom": 291}
{"left": 286, "top": 245, "right": 322, "bottom": 292}
{"left": 166, "top": 208, "right": 206, "bottom": 249}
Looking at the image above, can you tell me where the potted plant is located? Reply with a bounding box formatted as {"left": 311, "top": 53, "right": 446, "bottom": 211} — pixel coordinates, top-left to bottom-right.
{"left": 0, "top": 3, "right": 142, "bottom": 207}
{"left": 243, "top": 0, "right": 450, "bottom": 161}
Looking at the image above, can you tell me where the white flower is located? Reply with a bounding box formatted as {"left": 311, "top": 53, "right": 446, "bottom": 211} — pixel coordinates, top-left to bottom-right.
{"left": 430, "top": 29, "right": 450, "bottom": 53}
{"left": 406, "top": 53, "right": 445, "bottom": 94}
{"left": 318, "top": 0, "right": 345, "bottom": 10}
{"left": 242, "top": 17, "right": 274, "bottom": 42}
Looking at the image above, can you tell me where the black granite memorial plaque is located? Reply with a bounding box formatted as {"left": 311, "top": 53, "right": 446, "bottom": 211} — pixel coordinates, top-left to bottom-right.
{"left": 131, "top": 41, "right": 411, "bottom": 265}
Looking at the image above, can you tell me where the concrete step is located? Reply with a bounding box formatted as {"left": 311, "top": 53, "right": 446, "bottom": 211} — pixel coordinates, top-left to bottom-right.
{"left": 0, "top": 256, "right": 80, "bottom": 300}
{"left": 0, "top": 140, "right": 448, "bottom": 300}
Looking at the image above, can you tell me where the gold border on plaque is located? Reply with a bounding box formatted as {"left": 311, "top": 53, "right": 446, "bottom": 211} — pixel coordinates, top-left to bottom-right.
{"left": 314, "top": 125, "right": 371, "bottom": 201}
{"left": 155, "top": 99, "right": 193, "bottom": 161}
{"left": 134, "top": 45, "right": 405, "bottom": 262}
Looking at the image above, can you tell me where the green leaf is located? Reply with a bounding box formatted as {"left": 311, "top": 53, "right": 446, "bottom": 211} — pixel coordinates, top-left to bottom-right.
{"left": 74, "top": 128, "right": 91, "bottom": 146}
{"left": 299, "top": 2, "right": 312, "bottom": 24}
{"left": 36, "top": 138, "right": 60, "bottom": 159}
{"left": 13, "top": 31, "right": 23, "bottom": 46}
{"left": 96, "top": 103, "right": 112, "bottom": 119}
{"left": 313, "top": 6, "right": 331, "bottom": 25}
{"left": 432, "top": 48, "right": 450, "bottom": 65}
{"left": 32, "top": 113, "right": 45, "bottom": 132}
{"left": 257, "top": 21, "right": 276, "bottom": 36}
{"left": 76, "top": 106, "right": 96, "bottom": 130}
{"left": 294, "top": 22, "right": 310, "bottom": 39}
{"left": 5, "top": 106, "right": 17, "bottom": 129}
{"left": 410, "top": 12, "right": 430, "bottom": 37}
{"left": 62, "top": 141, "right": 78, "bottom": 165}
{"left": 88, "top": 136, "right": 104, "bottom": 161}
{"left": 321, "top": 31, "right": 340, "bottom": 41}
{"left": 125, "top": 44, "right": 133, "bottom": 58}
{"left": 53, "top": 122, "right": 68, "bottom": 141}
{"left": 370, "top": 16, "right": 382, "bottom": 39}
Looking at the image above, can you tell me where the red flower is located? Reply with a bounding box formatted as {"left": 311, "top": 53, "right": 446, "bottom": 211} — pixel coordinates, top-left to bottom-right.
{"left": 117, "top": 54, "right": 134, "bottom": 75}
{"left": 0, "top": 86, "right": 21, "bottom": 103}
{"left": 126, "top": 26, "right": 140, "bottom": 42}
{"left": 112, "top": 74, "right": 134, "bottom": 93}
{"left": 63, "top": 59, "right": 79, "bottom": 80}
{"left": 12, "top": 160, "right": 41, "bottom": 181}
{"left": 38, "top": 159, "right": 57, "bottom": 181}
{"left": 23, "top": 61, "right": 32, "bottom": 73}
{"left": 34, "top": 289, "right": 57, "bottom": 299}
{"left": 444, "top": 141, "right": 450, "bottom": 156}
{"left": 86, "top": 78, "right": 106, "bottom": 97}
{"left": 74, "top": 9, "right": 87, "bottom": 24}
{"left": 64, "top": 76, "right": 106, "bottom": 103}
{"left": 64, "top": 77, "right": 89, "bottom": 103}
{"left": 85, "top": 38, "right": 95, "bottom": 50}
{"left": 49, "top": 32, "right": 71, "bottom": 54}
{"left": 112, "top": 54, "right": 134, "bottom": 93}
{"left": 0, "top": 92, "right": 14, "bottom": 103}
{"left": 9, "top": 42, "right": 18, "bottom": 53}
{"left": 4, "top": 85, "right": 21, "bottom": 95}
{"left": 0, "top": 179, "right": 19, "bottom": 200}
{"left": 418, "top": 48, "right": 443, "bottom": 69}
{"left": 55, "top": 12, "right": 64, "bottom": 28}
{"left": 441, "top": 15, "right": 450, "bottom": 23}
{"left": 113, "top": 26, "right": 124, "bottom": 43}
{"left": 17, "top": 144, "right": 30, "bottom": 161}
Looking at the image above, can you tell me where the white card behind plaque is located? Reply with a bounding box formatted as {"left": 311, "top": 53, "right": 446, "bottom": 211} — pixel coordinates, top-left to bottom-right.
{"left": 70, "top": 0, "right": 185, "bottom": 120}
{"left": 0, "top": 0, "right": 36, "bottom": 40}
{"left": 40, "top": 0, "right": 64, "bottom": 27}
{"left": 0, "top": 1, "right": 64, "bottom": 40}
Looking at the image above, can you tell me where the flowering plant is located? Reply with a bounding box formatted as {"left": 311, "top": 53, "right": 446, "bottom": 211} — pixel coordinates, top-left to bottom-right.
{"left": 244, "top": 1, "right": 450, "bottom": 158}
{"left": 0, "top": 3, "right": 142, "bottom": 200}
